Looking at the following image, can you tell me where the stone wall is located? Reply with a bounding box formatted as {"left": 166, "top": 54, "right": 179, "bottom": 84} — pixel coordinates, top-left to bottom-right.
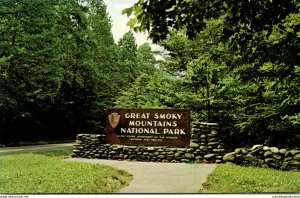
{"left": 71, "top": 122, "right": 300, "bottom": 170}
{"left": 223, "top": 145, "right": 300, "bottom": 170}
{"left": 72, "top": 122, "right": 226, "bottom": 163}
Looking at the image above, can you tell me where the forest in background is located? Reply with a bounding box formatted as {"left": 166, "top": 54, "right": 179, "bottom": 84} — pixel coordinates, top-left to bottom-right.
{"left": 0, "top": 0, "right": 299, "bottom": 148}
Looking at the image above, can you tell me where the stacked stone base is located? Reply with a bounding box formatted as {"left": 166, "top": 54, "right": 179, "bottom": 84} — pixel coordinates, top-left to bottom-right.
{"left": 72, "top": 122, "right": 226, "bottom": 163}
{"left": 71, "top": 122, "right": 300, "bottom": 170}
{"left": 190, "top": 122, "right": 226, "bottom": 163}
{"left": 223, "top": 145, "right": 300, "bottom": 170}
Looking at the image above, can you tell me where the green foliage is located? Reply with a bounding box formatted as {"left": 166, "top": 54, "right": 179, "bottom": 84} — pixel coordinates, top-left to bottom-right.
{"left": 201, "top": 163, "right": 300, "bottom": 193}
{"left": 157, "top": 18, "right": 229, "bottom": 122}
{"left": 1, "top": 0, "right": 298, "bottom": 149}
{"left": 0, "top": 0, "right": 121, "bottom": 142}
{"left": 115, "top": 71, "right": 173, "bottom": 108}
{"left": 123, "top": 0, "right": 298, "bottom": 44}
{"left": 137, "top": 43, "right": 157, "bottom": 75}
{"left": 117, "top": 31, "right": 138, "bottom": 88}
{"left": 0, "top": 152, "right": 132, "bottom": 193}
{"left": 216, "top": 65, "right": 300, "bottom": 146}
{"left": 123, "top": 0, "right": 300, "bottom": 147}
{"left": 114, "top": 68, "right": 207, "bottom": 121}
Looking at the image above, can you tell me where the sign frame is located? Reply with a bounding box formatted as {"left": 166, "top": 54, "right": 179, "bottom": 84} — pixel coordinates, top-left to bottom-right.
{"left": 105, "top": 108, "right": 190, "bottom": 147}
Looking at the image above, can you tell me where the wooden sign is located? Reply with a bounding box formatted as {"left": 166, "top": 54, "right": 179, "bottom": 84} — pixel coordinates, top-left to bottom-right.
{"left": 106, "top": 109, "right": 190, "bottom": 147}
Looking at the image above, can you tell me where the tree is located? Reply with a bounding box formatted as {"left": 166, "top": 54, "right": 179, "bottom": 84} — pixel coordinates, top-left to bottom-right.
{"left": 124, "top": 0, "right": 298, "bottom": 43}
{"left": 117, "top": 31, "right": 138, "bottom": 88}
{"left": 137, "top": 43, "right": 157, "bottom": 75}
{"left": 115, "top": 70, "right": 175, "bottom": 108}
{"left": 0, "top": 0, "right": 118, "bottom": 143}
{"left": 158, "top": 17, "right": 229, "bottom": 122}
{"left": 0, "top": 0, "right": 70, "bottom": 142}
{"left": 124, "top": 0, "right": 300, "bottom": 147}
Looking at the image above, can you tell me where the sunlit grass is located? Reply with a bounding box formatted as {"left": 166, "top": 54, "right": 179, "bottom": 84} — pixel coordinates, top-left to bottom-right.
{"left": 201, "top": 163, "right": 300, "bottom": 193}
{"left": 0, "top": 149, "right": 132, "bottom": 193}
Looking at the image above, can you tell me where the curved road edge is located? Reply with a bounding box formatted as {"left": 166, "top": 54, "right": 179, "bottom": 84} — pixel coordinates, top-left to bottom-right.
{"left": 0, "top": 143, "right": 75, "bottom": 155}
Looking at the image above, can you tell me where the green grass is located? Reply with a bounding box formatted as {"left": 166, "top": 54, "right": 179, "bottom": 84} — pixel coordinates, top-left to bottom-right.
{"left": 32, "top": 148, "right": 74, "bottom": 158}
{"left": 0, "top": 148, "right": 132, "bottom": 193}
{"left": 201, "top": 163, "right": 300, "bottom": 193}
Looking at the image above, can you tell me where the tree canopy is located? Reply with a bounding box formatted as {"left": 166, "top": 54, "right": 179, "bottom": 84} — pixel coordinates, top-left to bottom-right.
{"left": 0, "top": 0, "right": 133, "bottom": 143}
{"left": 121, "top": 0, "right": 300, "bottom": 147}
{"left": 1, "top": 0, "right": 299, "bottom": 148}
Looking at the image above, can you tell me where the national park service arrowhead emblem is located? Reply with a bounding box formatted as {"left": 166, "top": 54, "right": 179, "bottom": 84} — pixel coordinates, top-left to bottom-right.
{"left": 108, "top": 112, "right": 120, "bottom": 128}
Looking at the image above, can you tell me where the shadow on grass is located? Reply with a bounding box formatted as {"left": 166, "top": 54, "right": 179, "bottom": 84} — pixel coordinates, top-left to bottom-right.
{"left": 32, "top": 148, "right": 73, "bottom": 158}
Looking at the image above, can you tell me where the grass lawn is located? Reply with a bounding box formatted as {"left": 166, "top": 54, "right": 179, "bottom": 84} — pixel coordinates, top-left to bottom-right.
{"left": 0, "top": 148, "right": 132, "bottom": 193}
{"left": 201, "top": 163, "right": 300, "bottom": 193}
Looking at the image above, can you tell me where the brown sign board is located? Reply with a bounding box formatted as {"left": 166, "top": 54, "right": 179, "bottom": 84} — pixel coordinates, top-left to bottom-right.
{"left": 105, "top": 109, "right": 190, "bottom": 147}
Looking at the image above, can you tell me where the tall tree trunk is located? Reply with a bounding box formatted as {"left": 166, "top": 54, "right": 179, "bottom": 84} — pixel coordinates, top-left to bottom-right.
{"left": 206, "top": 83, "right": 211, "bottom": 122}
{"left": 0, "top": 118, "right": 5, "bottom": 144}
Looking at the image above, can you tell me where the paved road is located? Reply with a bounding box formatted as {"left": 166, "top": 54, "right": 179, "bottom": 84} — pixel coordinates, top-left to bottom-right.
{"left": 0, "top": 142, "right": 74, "bottom": 155}
{"left": 66, "top": 158, "right": 218, "bottom": 193}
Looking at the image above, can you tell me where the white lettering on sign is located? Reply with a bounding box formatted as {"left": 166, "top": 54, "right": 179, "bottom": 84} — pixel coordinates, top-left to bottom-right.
{"left": 163, "top": 128, "right": 185, "bottom": 135}
{"left": 154, "top": 113, "right": 183, "bottom": 119}
{"left": 125, "top": 113, "right": 183, "bottom": 120}
{"left": 125, "top": 113, "right": 150, "bottom": 119}
{"left": 129, "top": 120, "right": 178, "bottom": 127}
{"left": 106, "top": 109, "right": 190, "bottom": 146}
{"left": 120, "top": 128, "right": 159, "bottom": 134}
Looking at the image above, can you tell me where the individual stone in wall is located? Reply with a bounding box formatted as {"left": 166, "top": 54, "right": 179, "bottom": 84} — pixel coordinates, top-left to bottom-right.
{"left": 223, "top": 152, "right": 236, "bottom": 162}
